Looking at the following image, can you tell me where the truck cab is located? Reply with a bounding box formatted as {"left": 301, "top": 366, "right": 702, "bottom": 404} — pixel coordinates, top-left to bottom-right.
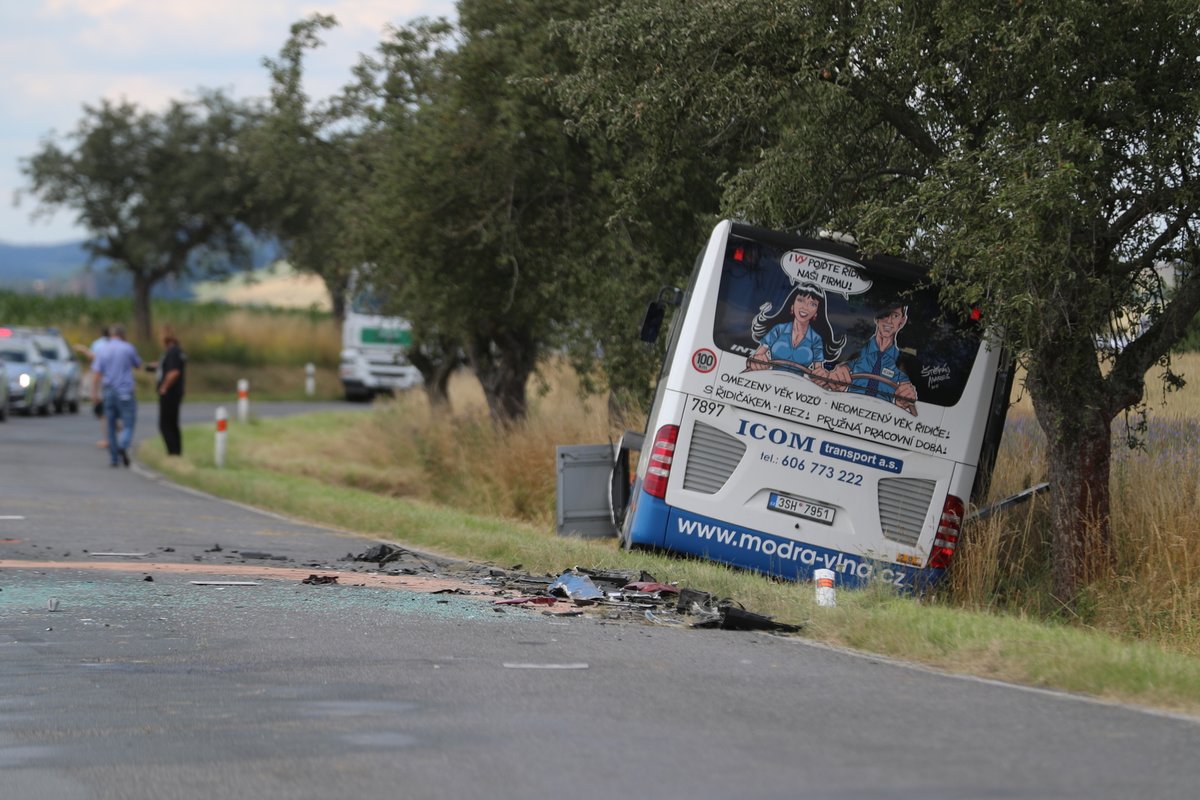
{"left": 338, "top": 283, "right": 422, "bottom": 401}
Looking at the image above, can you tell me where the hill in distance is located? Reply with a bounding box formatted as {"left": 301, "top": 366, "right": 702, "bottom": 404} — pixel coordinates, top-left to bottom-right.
{"left": 0, "top": 238, "right": 283, "bottom": 299}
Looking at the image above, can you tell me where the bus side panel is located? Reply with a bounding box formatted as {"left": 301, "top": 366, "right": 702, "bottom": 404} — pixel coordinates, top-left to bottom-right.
{"left": 662, "top": 506, "right": 940, "bottom": 590}
{"left": 623, "top": 478, "right": 672, "bottom": 549}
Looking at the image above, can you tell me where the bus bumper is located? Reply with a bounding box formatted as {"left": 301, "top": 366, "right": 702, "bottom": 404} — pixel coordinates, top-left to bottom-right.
{"left": 640, "top": 500, "right": 943, "bottom": 591}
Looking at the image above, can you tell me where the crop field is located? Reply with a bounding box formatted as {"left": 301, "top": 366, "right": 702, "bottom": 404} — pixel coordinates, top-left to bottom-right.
{"left": 0, "top": 290, "right": 342, "bottom": 399}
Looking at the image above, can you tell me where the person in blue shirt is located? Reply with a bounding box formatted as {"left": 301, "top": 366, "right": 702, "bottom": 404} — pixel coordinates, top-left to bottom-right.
{"left": 92, "top": 323, "right": 142, "bottom": 467}
{"left": 747, "top": 283, "right": 843, "bottom": 387}
{"left": 73, "top": 326, "right": 112, "bottom": 449}
{"left": 829, "top": 304, "right": 917, "bottom": 413}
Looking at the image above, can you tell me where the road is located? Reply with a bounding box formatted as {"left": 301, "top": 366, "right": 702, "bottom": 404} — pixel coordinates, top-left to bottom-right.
{"left": 3, "top": 402, "right": 1200, "bottom": 800}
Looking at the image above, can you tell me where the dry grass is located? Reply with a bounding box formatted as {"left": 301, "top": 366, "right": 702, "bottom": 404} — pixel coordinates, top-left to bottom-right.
{"left": 947, "top": 352, "right": 1200, "bottom": 654}
{"left": 287, "top": 362, "right": 627, "bottom": 526}
{"left": 174, "top": 309, "right": 340, "bottom": 367}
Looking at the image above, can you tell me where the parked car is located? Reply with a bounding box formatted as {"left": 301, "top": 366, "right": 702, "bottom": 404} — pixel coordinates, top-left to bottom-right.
{"left": 33, "top": 330, "right": 82, "bottom": 413}
{"left": 0, "top": 328, "right": 53, "bottom": 416}
{"left": 0, "top": 359, "right": 9, "bottom": 421}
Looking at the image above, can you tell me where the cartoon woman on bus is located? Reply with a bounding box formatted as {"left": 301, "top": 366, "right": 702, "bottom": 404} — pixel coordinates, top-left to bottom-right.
{"left": 828, "top": 303, "right": 918, "bottom": 415}
{"left": 747, "top": 283, "right": 844, "bottom": 387}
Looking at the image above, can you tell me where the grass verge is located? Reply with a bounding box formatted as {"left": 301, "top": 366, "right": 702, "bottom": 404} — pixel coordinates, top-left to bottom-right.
{"left": 138, "top": 405, "right": 1200, "bottom": 717}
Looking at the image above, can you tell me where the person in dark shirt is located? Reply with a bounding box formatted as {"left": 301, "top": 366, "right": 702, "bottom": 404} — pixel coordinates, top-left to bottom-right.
{"left": 155, "top": 324, "right": 186, "bottom": 456}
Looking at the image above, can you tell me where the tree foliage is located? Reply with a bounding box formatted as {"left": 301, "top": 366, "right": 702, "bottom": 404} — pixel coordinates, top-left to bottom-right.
{"left": 356, "top": 0, "right": 612, "bottom": 420}
{"left": 244, "top": 14, "right": 372, "bottom": 325}
{"left": 565, "top": 0, "right": 1200, "bottom": 601}
{"left": 21, "top": 92, "right": 260, "bottom": 341}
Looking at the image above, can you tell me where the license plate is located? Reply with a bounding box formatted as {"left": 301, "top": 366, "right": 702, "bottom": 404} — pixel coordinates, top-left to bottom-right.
{"left": 767, "top": 492, "right": 835, "bottom": 525}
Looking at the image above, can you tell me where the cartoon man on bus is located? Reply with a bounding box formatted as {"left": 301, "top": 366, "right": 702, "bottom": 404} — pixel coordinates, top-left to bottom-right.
{"left": 746, "top": 283, "right": 843, "bottom": 388}
{"left": 828, "top": 303, "right": 918, "bottom": 415}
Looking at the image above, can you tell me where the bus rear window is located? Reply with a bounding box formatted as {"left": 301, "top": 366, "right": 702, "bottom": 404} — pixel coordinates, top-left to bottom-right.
{"left": 712, "top": 234, "right": 981, "bottom": 408}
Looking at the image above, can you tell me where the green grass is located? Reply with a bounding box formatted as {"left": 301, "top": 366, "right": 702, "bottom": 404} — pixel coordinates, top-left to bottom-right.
{"left": 138, "top": 409, "right": 1200, "bottom": 717}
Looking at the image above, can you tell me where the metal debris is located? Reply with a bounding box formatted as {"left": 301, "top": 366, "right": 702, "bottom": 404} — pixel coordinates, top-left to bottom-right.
{"left": 301, "top": 574, "right": 339, "bottom": 585}
{"left": 548, "top": 571, "right": 605, "bottom": 604}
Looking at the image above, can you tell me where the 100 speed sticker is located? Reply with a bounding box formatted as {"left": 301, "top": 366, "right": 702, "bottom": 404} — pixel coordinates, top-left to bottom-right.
{"left": 692, "top": 348, "right": 716, "bottom": 373}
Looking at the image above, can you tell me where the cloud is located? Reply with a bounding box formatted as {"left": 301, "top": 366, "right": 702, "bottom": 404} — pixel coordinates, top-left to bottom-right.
{"left": 0, "top": 0, "right": 456, "bottom": 243}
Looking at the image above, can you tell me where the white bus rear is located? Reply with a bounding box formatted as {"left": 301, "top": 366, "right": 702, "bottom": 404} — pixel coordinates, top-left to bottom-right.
{"left": 622, "top": 221, "right": 1010, "bottom": 589}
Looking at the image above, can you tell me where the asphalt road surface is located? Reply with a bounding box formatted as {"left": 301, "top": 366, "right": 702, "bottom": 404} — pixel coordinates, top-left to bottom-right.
{"left": 3, "top": 402, "right": 1200, "bottom": 800}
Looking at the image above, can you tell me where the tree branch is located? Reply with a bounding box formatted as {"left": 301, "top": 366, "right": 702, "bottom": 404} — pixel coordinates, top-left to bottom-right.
{"left": 1103, "top": 239, "right": 1200, "bottom": 416}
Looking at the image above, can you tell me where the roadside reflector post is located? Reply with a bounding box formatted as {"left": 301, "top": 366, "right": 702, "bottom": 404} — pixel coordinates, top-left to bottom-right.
{"left": 305, "top": 363, "right": 315, "bottom": 398}
{"left": 237, "top": 379, "right": 249, "bottom": 423}
{"left": 215, "top": 406, "right": 228, "bottom": 468}
{"left": 814, "top": 568, "right": 836, "bottom": 607}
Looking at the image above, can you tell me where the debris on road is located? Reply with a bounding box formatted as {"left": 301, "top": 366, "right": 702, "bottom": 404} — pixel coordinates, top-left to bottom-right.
{"left": 476, "top": 565, "right": 801, "bottom": 634}
{"left": 188, "top": 581, "right": 260, "bottom": 586}
{"left": 89, "top": 552, "right": 150, "bottom": 558}
{"left": 692, "top": 604, "right": 801, "bottom": 634}
{"left": 205, "top": 544, "right": 223, "bottom": 553}
{"left": 622, "top": 581, "right": 679, "bottom": 595}
{"left": 301, "top": 574, "right": 339, "bottom": 585}
{"left": 47, "top": 597, "right": 59, "bottom": 611}
{"left": 548, "top": 570, "right": 606, "bottom": 604}
{"left": 344, "top": 543, "right": 448, "bottom": 574}
{"left": 494, "top": 596, "right": 558, "bottom": 606}
{"left": 240, "top": 551, "right": 288, "bottom": 561}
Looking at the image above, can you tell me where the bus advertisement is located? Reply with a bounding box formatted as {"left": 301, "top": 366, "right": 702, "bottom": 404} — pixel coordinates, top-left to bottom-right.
{"left": 622, "top": 221, "right": 1011, "bottom": 589}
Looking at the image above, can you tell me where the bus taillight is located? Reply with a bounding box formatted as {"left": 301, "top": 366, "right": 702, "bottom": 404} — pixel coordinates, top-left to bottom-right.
{"left": 643, "top": 424, "right": 679, "bottom": 499}
{"left": 928, "top": 495, "right": 964, "bottom": 570}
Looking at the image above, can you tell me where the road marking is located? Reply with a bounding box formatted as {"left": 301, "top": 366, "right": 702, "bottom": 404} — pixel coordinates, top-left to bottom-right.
{"left": 502, "top": 663, "right": 589, "bottom": 670}
{"left": 0, "top": 515, "right": 25, "bottom": 520}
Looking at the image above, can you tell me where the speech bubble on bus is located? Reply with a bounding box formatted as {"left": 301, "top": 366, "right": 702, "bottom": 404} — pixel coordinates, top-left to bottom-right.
{"left": 781, "top": 250, "right": 873, "bottom": 296}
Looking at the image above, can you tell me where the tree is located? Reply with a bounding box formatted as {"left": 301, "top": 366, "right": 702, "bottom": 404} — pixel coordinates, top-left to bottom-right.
{"left": 564, "top": 0, "right": 1200, "bottom": 603}
{"left": 245, "top": 14, "right": 371, "bottom": 325}
{"left": 341, "top": 15, "right": 468, "bottom": 408}
{"left": 358, "top": 0, "right": 612, "bottom": 420}
{"left": 22, "top": 92, "right": 260, "bottom": 341}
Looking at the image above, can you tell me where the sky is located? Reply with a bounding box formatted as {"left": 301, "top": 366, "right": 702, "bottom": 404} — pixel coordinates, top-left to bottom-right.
{"left": 0, "top": 0, "right": 457, "bottom": 246}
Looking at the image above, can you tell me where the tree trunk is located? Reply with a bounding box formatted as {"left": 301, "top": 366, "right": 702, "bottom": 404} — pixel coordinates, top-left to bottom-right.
{"left": 327, "top": 276, "right": 348, "bottom": 327}
{"left": 131, "top": 273, "right": 154, "bottom": 344}
{"left": 470, "top": 332, "right": 537, "bottom": 423}
{"left": 409, "top": 338, "right": 463, "bottom": 411}
{"left": 427, "top": 362, "right": 456, "bottom": 409}
{"left": 1040, "top": 411, "right": 1113, "bottom": 603}
{"left": 1027, "top": 336, "right": 1116, "bottom": 605}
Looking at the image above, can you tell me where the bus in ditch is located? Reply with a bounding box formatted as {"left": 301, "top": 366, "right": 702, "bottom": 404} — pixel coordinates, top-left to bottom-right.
{"left": 621, "top": 220, "right": 1012, "bottom": 590}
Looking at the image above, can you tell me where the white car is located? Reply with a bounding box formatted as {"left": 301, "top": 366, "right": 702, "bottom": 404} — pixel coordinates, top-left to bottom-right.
{"left": 33, "top": 331, "right": 82, "bottom": 413}
{"left": 0, "top": 329, "right": 54, "bottom": 416}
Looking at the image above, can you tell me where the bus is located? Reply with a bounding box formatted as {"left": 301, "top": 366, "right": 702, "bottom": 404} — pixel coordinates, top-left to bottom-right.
{"left": 621, "top": 221, "right": 1012, "bottom": 590}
